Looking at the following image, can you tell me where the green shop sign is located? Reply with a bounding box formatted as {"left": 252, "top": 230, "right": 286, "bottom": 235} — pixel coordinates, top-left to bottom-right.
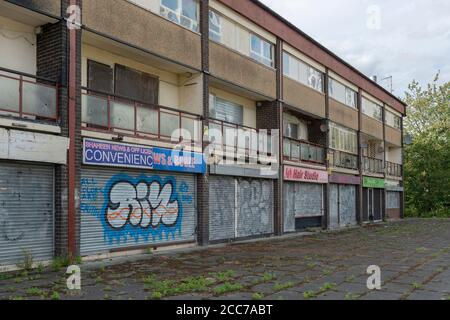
{"left": 363, "top": 177, "right": 385, "bottom": 188}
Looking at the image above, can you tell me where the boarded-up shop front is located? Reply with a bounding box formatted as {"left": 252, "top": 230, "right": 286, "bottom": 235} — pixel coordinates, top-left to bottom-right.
{"left": 80, "top": 138, "right": 205, "bottom": 256}
{"left": 208, "top": 165, "right": 276, "bottom": 242}
{"left": 283, "top": 166, "right": 328, "bottom": 232}
{"left": 385, "top": 181, "right": 403, "bottom": 220}
{"left": 362, "top": 177, "right": 385, "bottom": 222}
{"left": 0, "top": 129, "right": 68, "bottom": 268}
{"left": 329, "top": 173, "right": 360, "bottom": 229}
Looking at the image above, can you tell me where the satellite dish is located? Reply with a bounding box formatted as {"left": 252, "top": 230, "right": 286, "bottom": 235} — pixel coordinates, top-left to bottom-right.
{"left": 404, "top": 134, "right": 413, "bottom": 145}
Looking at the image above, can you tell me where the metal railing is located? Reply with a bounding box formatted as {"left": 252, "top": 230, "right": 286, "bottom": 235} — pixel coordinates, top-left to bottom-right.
{"left": 0, "top": 67, "right": 58, "bottom": 121}
{"left": 283, "top": 136, "right": 325, "bottom": 165}
{"left": 363, "top": 156, "right": 384, "bottom": 174}
{"left": 81, "top": 88, "right": 202, "bottom": 146}
{"left": 331, "top": 150, "right": 359, "bottom": 170}
{"left": 386, "top": 161, "right": 402, "bottom": 177}
{"left": 208, "top": 118, "right": 273, "bottom": 156}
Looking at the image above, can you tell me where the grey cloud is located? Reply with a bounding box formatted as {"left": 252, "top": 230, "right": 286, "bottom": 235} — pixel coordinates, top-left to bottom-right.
{"left": 261, "top": 0, "right": 450, "bottom": 98}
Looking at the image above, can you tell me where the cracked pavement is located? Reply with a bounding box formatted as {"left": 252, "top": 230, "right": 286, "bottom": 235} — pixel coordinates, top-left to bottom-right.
{"left": 1, "top": 219, "right": 450, "bottom": 300}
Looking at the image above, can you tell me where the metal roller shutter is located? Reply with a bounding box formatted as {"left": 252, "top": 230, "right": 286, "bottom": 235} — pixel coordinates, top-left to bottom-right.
{"left": 284, "top": 182, "right": 324, "bottom": 231}
{"left": 209, "top": 176, "right": 235, "bottom": 241}
{"left": 0, "top": 162, "right": 54, "bottom": 267}
{"left": 236, "top": 178, "right": 273, "bottom": 238}
{"left": 209, "top": 176, "right": 274, "bottom": 241}
{"left": 339, "top": 185, "right": 357, "bottom": 227}
{"left": 329, "top": 184, "right": 339, "bottom": 229}
{"left": 80, "top": 167, "right": 196, "bottom": 255}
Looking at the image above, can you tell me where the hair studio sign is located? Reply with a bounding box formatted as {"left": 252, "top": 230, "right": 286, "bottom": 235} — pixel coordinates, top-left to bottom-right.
{"left": 284, "top": 165, "right": 328, "bottom": 184}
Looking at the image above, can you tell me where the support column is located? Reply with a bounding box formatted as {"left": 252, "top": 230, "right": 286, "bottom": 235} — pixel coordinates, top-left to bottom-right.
{"left": 323, "top": 68, "right": 330, "bottom": 230}
{"left": 197, "top": 0, "right": 210, "bottom": 246}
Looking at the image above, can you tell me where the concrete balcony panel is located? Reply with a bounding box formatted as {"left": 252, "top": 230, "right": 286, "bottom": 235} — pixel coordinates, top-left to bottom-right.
{"left": 209, "top": 41, "right": 277, "bottom": 100}
{"left": 283, "top": 76, "right": 325, "bottom": 118}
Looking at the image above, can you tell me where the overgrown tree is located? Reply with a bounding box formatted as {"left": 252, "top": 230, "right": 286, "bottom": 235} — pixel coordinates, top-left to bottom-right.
{"left": 403, "top": 72, "right": 450, "bottom": 217}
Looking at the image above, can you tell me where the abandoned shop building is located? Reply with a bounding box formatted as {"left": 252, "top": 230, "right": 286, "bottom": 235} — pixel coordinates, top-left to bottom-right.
{"left": 0, "top": 0, "right": 406, "bottom": 269}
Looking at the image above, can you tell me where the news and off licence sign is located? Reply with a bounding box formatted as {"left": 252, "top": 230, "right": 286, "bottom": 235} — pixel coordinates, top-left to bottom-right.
{"left": 83, "top": 138, "right": 206, "bottom": 174}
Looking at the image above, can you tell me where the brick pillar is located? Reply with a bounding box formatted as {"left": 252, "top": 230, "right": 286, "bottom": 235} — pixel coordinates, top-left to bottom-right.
{"left": 36, "top": 0, "right": 82, "bottom": 259}
{"left": 323, "top": 68, "right": 330, "bottom": 230}
{"left": 357, "top": 89, "right": 364, "bottom": 224}
{"left": 197, "top": 0, "right": 210, "bottom": 246}
{"left": 256, "top": 101, "right": 282, "bottom": 235}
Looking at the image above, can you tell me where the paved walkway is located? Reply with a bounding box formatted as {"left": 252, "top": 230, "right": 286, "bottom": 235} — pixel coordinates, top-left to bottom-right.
{"left": 1, "top": 219, "right": 450, "bottom": 300}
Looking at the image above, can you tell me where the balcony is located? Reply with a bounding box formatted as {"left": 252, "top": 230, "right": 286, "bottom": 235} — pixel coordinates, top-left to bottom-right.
{"left": 0, "top": 67, "right": 58, "bottom": 122}
{"left": 208, "top": 118, "right": 273, "bottom": 158}
{"left": 283, "top": 137, "right": 325, "bottom": 165}
{"left": 386, "top": 161, "right": 403, "bottom": 177}
{"left": 331, "top": 150, "right": 358, "bottom": 171}
{"left": 81, "top": 88, "right": 202, "bottom": 147}
{"left": 363, "top": 156, "right": 384, "bottom": 175}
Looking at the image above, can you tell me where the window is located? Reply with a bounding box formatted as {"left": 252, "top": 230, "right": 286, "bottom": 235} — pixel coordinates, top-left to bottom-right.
{"left": 209, "top": 10, "right": 221, "bottom": 42}
{"left": 114, "top": 64, "right": 159, "bottom": 105}
{"left": 362, "top": 97, "right": 383, "bottom": 121}
{"left": 250, "top": 34, "right": 273, "bottom": 67}
{"left": 385, "top": 110, "right": 401, "bottom": 129}
{"left": 209, "top": 94, "right": 243, "bottom": 125}
{"left": 284, "top": 123, "right": 298, "bottom": 140}
{"left": 283, "top": 51, "right": 324, "bottom": 92}
{"left": 329, "top": 78, "right": 357, "bottom": 108}
{"left": 87, "top": 60, "right": 113, "bottom": 94}
{"left": 160, "top": 0, "right": 199, "bottom": 32}
{"left": 329, "top": 123, "right": 357, "bottom": 154}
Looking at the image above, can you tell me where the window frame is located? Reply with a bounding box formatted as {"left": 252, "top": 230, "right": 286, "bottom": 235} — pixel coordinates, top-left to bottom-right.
{"left": 160, "top": 0, "right": 199, "bottom": 32}
{"left": 282, "top": 51, "right": 324, "bottom": 93}
{"left": 362, "top": 97, "right": 383, "bottom": 122}
{"left": 249, "top": 33, "right": 274, "bottom": 67}
{"left": 329, "top": 122, "right": 358, "bottom": 154}
{"left": 328, "top": 77, "right": 357, "bottom": 109}
{"left": 208, "top": 9, "right": 222, "bottom": 43}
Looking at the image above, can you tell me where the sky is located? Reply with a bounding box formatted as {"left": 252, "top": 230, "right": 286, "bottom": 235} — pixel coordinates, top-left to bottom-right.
{"left": 260, "top": 0, "right": 450, "bottom": 99}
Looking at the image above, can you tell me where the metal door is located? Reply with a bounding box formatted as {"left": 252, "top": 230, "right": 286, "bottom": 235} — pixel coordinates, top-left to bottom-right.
{"left": 0, "top": 162, "right": 54, "bottom": 267}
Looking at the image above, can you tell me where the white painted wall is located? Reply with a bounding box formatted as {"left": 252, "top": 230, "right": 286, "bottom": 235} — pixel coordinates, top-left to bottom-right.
{"left": 0, "top": 16, "right": 36, "bottom": 74}
{"left": 0, "top": 128, "right": 69, "bottom": 164}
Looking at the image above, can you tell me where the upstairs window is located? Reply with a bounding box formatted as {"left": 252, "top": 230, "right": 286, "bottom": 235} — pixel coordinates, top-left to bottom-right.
{"left": 209, "top": 94, "right": 244, "bottom": 125}
{"left": 385, "top": 110, "right": 401, "bottom": 129}
{"left": 283, "top": 51, "right": 324, "bottom": 92}
{"left": 329, "top": 78, "right": 357, "bottom": 108}
{"left": 329, "top": 123, "right": 357, "bottom": 154}
{"left": 160, "top": 0, "right": 199, "bottom": 32}
{"left": 362, "top": 97, "right": 383, "bottom": 121}
{"left": 250, "top": 34, "right": 274, "bottom": 67}
{"left": 209, "top": 10, "right": 222, "bottom": 42}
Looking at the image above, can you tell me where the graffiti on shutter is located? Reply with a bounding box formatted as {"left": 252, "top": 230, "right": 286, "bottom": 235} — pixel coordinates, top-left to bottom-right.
{"left": 80, "top": 168, "right": 196, "bottom": 255}
{"left": 209, "top": 176, "right": 235, "bottom": 241}
{"left": 339, "top": 185, "right": 357, "bottom": 227}
{"left": 329, "top": 184, "right": 339, "bottom": 229}
{"left": 236, "top": 179, "right": 273, "bottom": 238}
{"left": 209, "top": 177, "right": 274, "bottom": 241}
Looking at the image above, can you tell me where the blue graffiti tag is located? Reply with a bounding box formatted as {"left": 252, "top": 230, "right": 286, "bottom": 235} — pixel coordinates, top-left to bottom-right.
{"left": 96, "top": 174, "right": 184, "bottom": 245}
{"left": 80, "top": 178, "right": 101, "bottom": 201}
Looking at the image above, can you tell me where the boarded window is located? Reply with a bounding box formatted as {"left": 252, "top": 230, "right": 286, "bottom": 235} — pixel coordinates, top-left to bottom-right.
{"left": 209, "top": 95, "right": 243, "bottom": 125}
{"left": 114, "top": 64, "right": 159, "bottom": 105}
{"left": 87, "top": 60, "right": 113, "bottom": 94}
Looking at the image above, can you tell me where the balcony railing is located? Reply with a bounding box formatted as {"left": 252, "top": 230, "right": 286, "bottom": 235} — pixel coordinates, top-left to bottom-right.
{"left": 363, "top": 156, "right": 384, "bottom": 174}
{"left": 386, "top": 161, "right": 403, "bottom": 177}
{"left": 0, "top": 67, "right": 58, "bottom": 121}
{"left": 283, "top": 137, "right": 325, "bottom": 165}
{"left": 81, "top": 88, "right": 202, "bottom": 146}
{"left": 331, "top": 150, "right": 359, "bottom": 170}
{"left": 208, "top": 118, "right": 273, "bottom": 157}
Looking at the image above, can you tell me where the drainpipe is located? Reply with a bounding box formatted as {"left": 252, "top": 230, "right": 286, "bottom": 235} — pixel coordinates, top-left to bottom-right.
{"left": 67, "top": 0, "right": 78, "bottom": 258}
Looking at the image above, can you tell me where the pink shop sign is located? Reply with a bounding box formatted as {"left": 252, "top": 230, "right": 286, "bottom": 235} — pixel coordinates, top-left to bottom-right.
{"left": 284, "top": 166, "right": 328, "bottom": 184}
